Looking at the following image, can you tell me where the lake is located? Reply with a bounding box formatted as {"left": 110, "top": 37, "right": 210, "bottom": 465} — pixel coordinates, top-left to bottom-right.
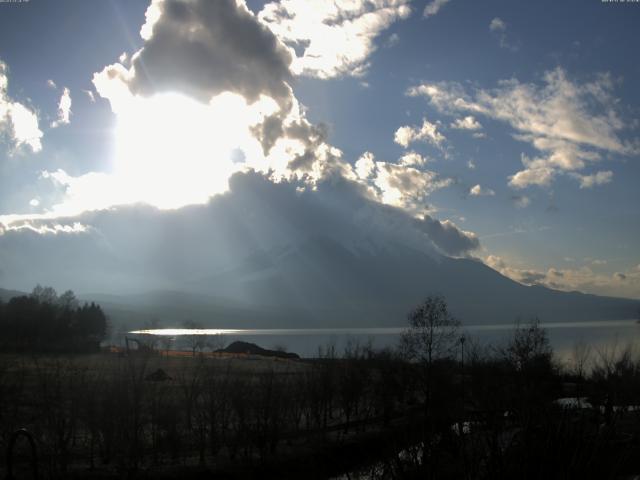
{"left": 130, "top": 320, "right": 640, "bottom": 363}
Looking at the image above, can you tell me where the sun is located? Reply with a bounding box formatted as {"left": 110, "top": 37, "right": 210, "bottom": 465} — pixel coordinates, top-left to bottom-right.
{"left": 113, "top": 91, "right": 270, "bottom": 209}
{"left": 0, "top": 88, "right": 287, "bottom": 223}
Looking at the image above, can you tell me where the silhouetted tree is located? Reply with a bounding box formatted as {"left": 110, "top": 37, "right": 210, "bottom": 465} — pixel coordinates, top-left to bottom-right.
{"left": 399, "top": 295, "right": 460, "bottom": 477}
{"left": 31, "top": 284, "right": 58, "bottom": 304}
{"left": 182, "top": 319, "right": 207, "bottom": 356}
{"left": 57, "top": 290, "right": 79, "bottom": 310}
{"left": 570, "top": 339, "right": 592, "bottom": 400}
{"left": 504, "top": 318, "right": 552, "bottom": 371}
{"left": 401, "top": 295, "right": 461, "bottom": 367}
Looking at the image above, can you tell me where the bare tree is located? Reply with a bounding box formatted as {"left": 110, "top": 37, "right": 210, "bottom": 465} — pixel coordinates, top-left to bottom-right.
{"left": 400, "top": 295, "right": 461, "bottom": 366}
{"left": 57, "top": 290, "right": 79, "bottom": 310}
{"left": 160, "top": 335, "right": 174, "bottom": 357}
{"left": 182, "top": 320, "right": 207, "bottom": 356}
{"left": 571, "top": 340, "right": 592, "bottom": 399}
{"left": 504, "top": 318, "right": 552, "bottom": 371}
{"left": 400, "top": 295, "right": 460, "bottom": 474}
{"left": 30, "top": 284, "right": 58, "bottom": 304}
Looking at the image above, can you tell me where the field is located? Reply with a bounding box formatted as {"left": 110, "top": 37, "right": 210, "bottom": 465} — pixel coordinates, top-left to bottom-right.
{"left": 0, "top": 349, "right": 422, "bottom": 479}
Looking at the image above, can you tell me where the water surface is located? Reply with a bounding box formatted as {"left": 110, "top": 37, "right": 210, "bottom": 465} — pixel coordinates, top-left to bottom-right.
{"left": 130, "top": 320, "right": 640, "bottom": 360}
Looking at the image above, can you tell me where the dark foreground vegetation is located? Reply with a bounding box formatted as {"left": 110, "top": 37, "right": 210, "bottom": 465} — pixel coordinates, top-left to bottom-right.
{"left": 0, "top": 286, "right": 107, "bottom": 353}
{"left": 2, "top": 295, "right": 640, "bottom": 479}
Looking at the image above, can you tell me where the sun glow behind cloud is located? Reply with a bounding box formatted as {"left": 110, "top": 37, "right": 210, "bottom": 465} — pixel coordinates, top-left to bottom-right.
{"left": 0, "top": 89, "right": 285, "bottom": 225}
{"left": 113, "top": 91, "right": 273, "bottom": 209}
{"left": 1, "top": 0, "right": 435, "bottom": 226}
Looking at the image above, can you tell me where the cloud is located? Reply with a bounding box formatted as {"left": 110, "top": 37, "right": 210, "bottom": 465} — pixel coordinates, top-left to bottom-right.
{"left": 0, "top": 171, "right": 480, "bottom": 292}
{"left": 259, "top": 0, "right": 411, "bottom": 78}
{"left": 469, "top": 184, "right": 495, "bottom": 196}
{"left": 484, "top": 255, "right": 640, "bottom": 299}
{"left": 467, "top": 160, "right": 476, "bottom": 170}
{"left": 398, "top": 151, "right": 429, "bottom": 167}
{"left": 0, "top": 60, "right": 43, "bottom": 153}
{"left": 3, "top": 221, "right": 88, "bottom": 236}
{"left": 3, "top": 0, "right": 477, "bottom": 268}
{"left": 408, "top": 68, "right": 637, "bottom": 190}
{"left": 33, "top": 90, "right": 318, "bottom": 214}
{"left": 485, "top": 254, "right": 505, "bottom": 270}
{"left": 570, "top": 170, "right": 613, "bottom": 189}
{"left": 508, "top": 154, "right": 556, "bottom": 188}
{"left": 51, "top": 87, "right": 72, "bottom": 128}
{"left": 373, "top": 162, "right": 449, "bottom": 210}
{"left": 354, "top": 151, "right": 451, "bottom": 211}
{"left": 384, "top": 33, "right": 400, "bottom": 48}
{"left": 423, "top": 0, "right": 451, "bottom": 18}
{"left": 451, "top": 115, "right": 482, "bottom": 131}
{"left": 394, "top": 118, "right": 445, "bottom": 148}
{"left": 489, "top": 17, "right": 506, "bottom": 32}
{"left": 83, "top": 90, "right": 96, "bottom": 102}
{"left": 90, "top": 0, "right": 379, "bottom": 190}
{"left": 511, "top": 195, "right": 531, "bottom": 208}
{"left": 46, "top": 79, "right": 57, "bottom": 89}
{"left": 354, "top": 151, "right": 376, "bottom": 179}
{"left": 97, "top": 0, "right": 293, "bottom": 108}
{"left": 416, "top": 216, "right": 479, "bottom": 256}
{"left": 489, "top": 17, "right": 518, "bottom": 51}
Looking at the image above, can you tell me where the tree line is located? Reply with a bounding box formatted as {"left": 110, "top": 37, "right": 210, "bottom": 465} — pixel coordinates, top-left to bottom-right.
{"left": 0, "top": 285, "right": 108, "bottom": 353}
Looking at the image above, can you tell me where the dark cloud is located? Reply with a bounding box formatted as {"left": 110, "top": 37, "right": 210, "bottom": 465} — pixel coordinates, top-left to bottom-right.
{"left": 250, "top": 113, "right": 285, "bottom": 155}
{"left": 415, "top": 216, "right": 479, "bottom": 257}
{"left": 122, "top": 0, "right": 293, "bottom": 107}
{"left": 0, "top": 171, "right": 480, "bottom": 293}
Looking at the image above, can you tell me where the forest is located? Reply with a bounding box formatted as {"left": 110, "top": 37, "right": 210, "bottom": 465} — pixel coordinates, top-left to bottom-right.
{"left": 0, "top": 285, "right": 108, "bottom": 353}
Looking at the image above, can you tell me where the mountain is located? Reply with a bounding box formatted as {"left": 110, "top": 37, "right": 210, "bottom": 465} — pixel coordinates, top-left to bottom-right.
{"left": 189, "top": 235, "right": 638, "bottom": 326}
{"left": 1, "top": 173, "right": 637, "bottom": 328}
{"left": 80, "top": 235, "right": 638, "bottom": 329}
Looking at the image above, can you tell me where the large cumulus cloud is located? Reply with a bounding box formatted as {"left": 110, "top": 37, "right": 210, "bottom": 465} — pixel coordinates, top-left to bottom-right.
{"left": 259, "top": 0, "right": 411, "bottom": 78}
{"left": 3, "top": 0, "right": 478, "bottom": 285}
{"left": 86, "top": 0, "right": 459, "bottom": 219}
{"left": 105, "top": 0, "right": 293, "bottom": 107}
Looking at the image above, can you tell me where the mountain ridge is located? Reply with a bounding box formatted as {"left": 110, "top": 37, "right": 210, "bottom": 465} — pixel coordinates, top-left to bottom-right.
{"left": 3, "top": 234, "right": 636, "bottom": 329}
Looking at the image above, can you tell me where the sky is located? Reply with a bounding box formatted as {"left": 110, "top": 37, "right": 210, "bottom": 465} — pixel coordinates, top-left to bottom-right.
{"left": 0, "top": 0, "right": 639, "bottom": 299}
